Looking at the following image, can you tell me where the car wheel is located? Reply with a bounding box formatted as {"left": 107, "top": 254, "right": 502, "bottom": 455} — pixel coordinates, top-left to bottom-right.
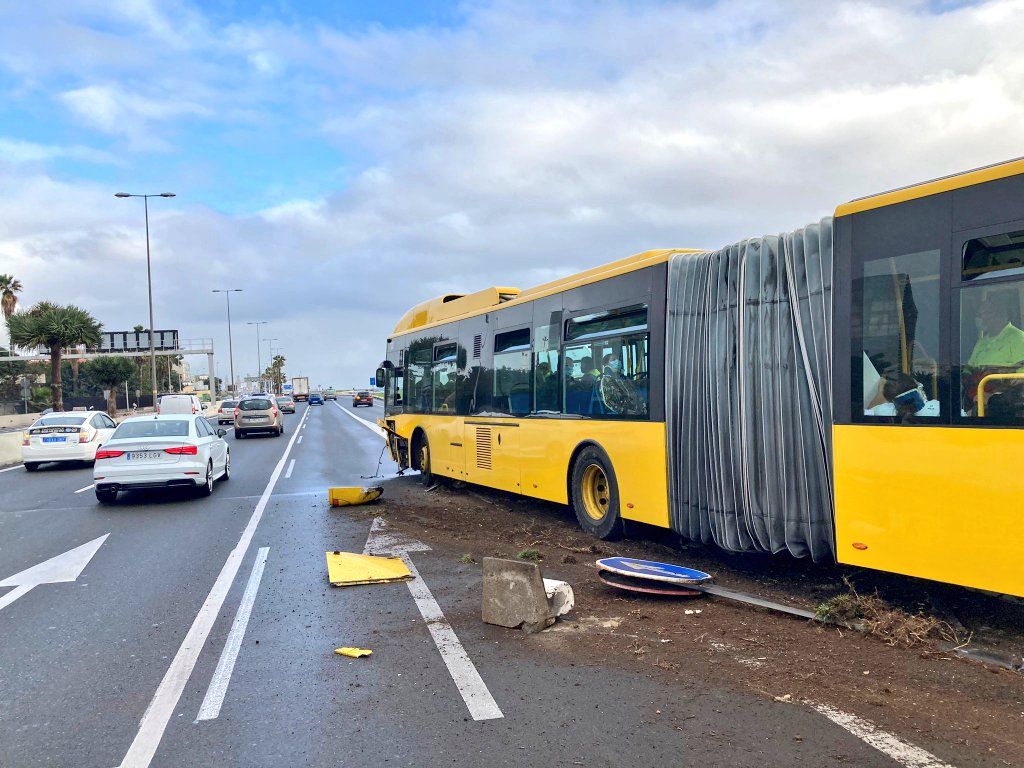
{"left": 570, "top": 445, "right": 624, "bottom": 540}
{"left": 24, "top": 462, "right": 40, "bottom": 472}
{"left": 235, "top": 430, "right": 243, "bottom": 439}
{"left": 197, "top": 461, "right": 214, "bottom": 497}
{"left": 95, "top": 487, "right": 118, "bottom": 504}
{"left": 222, "top": 451, "right": 231, "bottom": 481}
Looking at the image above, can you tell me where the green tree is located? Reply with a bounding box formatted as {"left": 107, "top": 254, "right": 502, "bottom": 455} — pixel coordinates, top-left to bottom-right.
{"left": 84, "top": 356, "right": 135, "bottom": 417}
{"left": 7, "top": 302, "right": 102, "bottom": 412}
{"left": 263, "top": 354, "right": 286, "bottom": 394}
{"left": 0, "top": 274, "right": 22, "bottom": 321}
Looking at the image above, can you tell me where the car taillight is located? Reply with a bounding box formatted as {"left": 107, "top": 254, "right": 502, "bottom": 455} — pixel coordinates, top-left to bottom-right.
{"left": 165, "top": 445, "right": 198, "bottom": 455}
{"left": 272, "top": 407, "right": 279, "bottom": 416}
{"left": 22, "top": 433, "right": 29, "bottom": 446}
{"left": 218, "top": 408, "right": 223, "bottom": 413}
{"left": 95, "top": 449, "right": 124, "bottom": 460}
{"left": 79, "top": 430, "right": 91, "bottom": 443}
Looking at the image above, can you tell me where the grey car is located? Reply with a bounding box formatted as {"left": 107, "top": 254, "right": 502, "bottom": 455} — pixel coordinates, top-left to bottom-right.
{"left": 276, "top": 396, "right": 296, "bottom": 414}
{"left": 234, "top": 396, "right": 284, "bottom": 438}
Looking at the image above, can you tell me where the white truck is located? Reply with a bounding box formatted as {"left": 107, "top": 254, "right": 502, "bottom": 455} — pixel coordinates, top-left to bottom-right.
{"left": 291, "top": 377, "right": 310, "bottom": 402}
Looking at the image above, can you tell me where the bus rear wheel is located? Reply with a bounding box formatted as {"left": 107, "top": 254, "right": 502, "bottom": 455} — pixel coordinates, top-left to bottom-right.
{"left": 571, "top": 446, "right": 623, "bottom": 540}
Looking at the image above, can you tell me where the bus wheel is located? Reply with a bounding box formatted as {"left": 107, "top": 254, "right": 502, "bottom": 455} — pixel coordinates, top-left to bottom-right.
{"left": 417, "top": 434, "right": 432, "bottom": 486}
{"left": 571, "top": 446, "right": 623, "bottom": 540}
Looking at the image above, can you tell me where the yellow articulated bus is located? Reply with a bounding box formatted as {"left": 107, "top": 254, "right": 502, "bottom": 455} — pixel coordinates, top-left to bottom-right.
{"left": 377, "top": 157, "right": 1024, "bottom": 598}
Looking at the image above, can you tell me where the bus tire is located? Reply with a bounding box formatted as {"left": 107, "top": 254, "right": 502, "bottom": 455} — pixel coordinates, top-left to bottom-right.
{"left": 416, "top": 432, "right": 432, "bottom": 486}
{"left": 570, "top": 446, "right": 623, "bottom": 540}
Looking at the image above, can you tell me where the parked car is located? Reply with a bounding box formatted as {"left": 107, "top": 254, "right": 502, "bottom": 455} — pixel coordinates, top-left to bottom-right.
{"left": 276, "top": 395, "right": 296, "bottom": 414}
{"left": 92, "top": 414, "right": 229, "bottom": 503}
{"left": 22, "top": 411, "right": 118, "bottom": 470}
{"left": 158, "top": 394, "right": 203, "bottom": 415}
{"left": 215, "top": 399, "right": 238, "bottom": 425}
{"left": 352, "top": 390, "right": 374, "bottom": 407}
{"left": 308, "top": 393, "right": 324, "bottom": 406}
{"left": 234, "top": 395, "right": 284, "bottom": 438}
{"left": 324, "top": 388, "right": 337, "bottom": 401}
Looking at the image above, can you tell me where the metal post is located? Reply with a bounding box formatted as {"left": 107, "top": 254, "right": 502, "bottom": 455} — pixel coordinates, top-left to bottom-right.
{"left": 226, "top": 293, "right": 236, "bottom": 394}
{"left": 144, "top": 195, "right": 158, "bottom": 409}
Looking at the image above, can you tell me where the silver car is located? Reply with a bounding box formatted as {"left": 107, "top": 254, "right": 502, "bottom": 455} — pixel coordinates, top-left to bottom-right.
{"left": 233, "top": 396, "right": 284, "bottom": 438}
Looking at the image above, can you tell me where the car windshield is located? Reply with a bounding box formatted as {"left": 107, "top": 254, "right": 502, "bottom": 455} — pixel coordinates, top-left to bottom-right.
{"left": 277, "top": 397, "right": 292, "bottom": 403}
{"left": 113, "top": 420, "right": 191, "bottom": 439}
{"left": 357, "top": 391, "right": 370, "bottom": 396}
{"left": 222, "top": 400, "right": 238, "bottom": 407}
{"left": 239, "top": 398, "right": 273, "bottom": 411}
{"left": 34, "top": 416, "right": 88, "bottom": 427}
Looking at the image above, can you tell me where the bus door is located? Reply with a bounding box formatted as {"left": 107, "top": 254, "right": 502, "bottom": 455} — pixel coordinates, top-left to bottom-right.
{"left": 430, "top": 342, "right": 463, "bottom": 478}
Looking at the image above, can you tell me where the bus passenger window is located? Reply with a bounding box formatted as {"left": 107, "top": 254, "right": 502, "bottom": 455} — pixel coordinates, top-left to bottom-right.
{"left": 856, "top": 250, "right": 941, "bottom": 422}
{"left": 405, "top": 346, "right": 431, "bottom": 413}
{"left": 534, "top": 323, "right": 560, "bottom": 413}
{"left": 432, "top": 343, "right": 458, "bottom": 413}
{"left": 493, "top": 328, "right": 531, "bottom": 416}
{"left": 960, "top": 282, "right": 1024, "bottom": 423}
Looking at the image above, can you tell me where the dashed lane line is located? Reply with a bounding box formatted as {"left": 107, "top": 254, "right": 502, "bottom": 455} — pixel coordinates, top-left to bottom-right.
{"left": 195, "top": 547, "right": 270, "bottom": 722}
{"left": 74, "top": 483, "right": 95, "bottom": 494}
{"left": 284, "top": 459, "right": 295, "bottom": 479}
{"left": 0, "top": 464, "right": 23, "bottom": 473}
{"left": 333, "top": 401, "right": 387, "bottom": 438}
{"left": 117, "top": 405, "right": 310, "bottom": 768}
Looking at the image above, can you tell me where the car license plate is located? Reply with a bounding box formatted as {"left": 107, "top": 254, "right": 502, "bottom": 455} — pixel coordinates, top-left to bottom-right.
{"left": 42, "top": 436, "right": 66, "bottom": 443}
{"left": 127, "top": 451, "right": 163, "bottom": 460}
{"left": 245, "top": 416, "right": 265, "bottom": 422}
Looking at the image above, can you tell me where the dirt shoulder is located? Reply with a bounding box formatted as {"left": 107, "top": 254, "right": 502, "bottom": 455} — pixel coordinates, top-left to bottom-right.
{"left": 354, "top": 475, "right": 1024, "bottom": 767}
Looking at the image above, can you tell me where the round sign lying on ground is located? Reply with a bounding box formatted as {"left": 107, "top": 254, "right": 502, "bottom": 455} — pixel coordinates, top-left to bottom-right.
{"left": 596, "top": 557, "right": 712, "bottom": 585}
{"left": 597, "top": 568, "right": 703, "bottom": 597}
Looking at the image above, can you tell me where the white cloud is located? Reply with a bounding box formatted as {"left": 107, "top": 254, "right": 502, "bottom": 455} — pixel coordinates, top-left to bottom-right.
{"left": 0, "top": 137, "right": 116, "bottom": 164}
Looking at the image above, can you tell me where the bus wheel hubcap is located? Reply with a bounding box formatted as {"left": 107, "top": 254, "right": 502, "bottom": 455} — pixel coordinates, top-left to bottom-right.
{"left": 420, "top": 445, "right": 429, "bottom": 473}
{"left": 581, "top": 464, "right": 609, "bottom": 521}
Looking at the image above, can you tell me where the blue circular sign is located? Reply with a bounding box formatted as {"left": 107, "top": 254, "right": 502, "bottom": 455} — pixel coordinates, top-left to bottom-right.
{"left": 596, "top": 557, "right": 712, "bottom": 585}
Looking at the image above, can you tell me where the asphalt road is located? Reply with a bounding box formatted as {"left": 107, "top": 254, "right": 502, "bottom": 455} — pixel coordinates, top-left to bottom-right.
{"left": 0, "top": 399, "right": 902, "bottom": 767}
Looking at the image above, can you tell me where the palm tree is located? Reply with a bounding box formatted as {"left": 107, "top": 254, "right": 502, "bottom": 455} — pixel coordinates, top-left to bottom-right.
{"left": 8, "top": 302, "right": 102, "bottom": 412}
{"left": 84, "top": 356, "right": 135, "bottom": 417}
{"left": 0, "top": 275, "right": 22, "bottom": 321}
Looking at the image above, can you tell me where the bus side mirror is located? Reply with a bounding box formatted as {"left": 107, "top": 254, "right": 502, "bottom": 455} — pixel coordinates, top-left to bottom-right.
{"left": 376, "top": 367, "right": 387, "bottom": 385}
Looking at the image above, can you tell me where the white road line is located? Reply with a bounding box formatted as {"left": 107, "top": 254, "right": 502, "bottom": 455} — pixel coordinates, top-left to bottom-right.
{"left": 117, "top": 406, "right": 309, "bottom": 768}
{"left": 297, "top": 435, "right": 303, "bottom": 445}
{"left": 0, "top": 464, "right": 23, "bottom": 473}
{"left": 284, "top": 459, "right": 295, "bottom": 479}
{"left": 333, "top": 401, "right": 387, "bottom": 438}
{"left": 810, "top": 702, "right": 954, "bottom": 768}
{"left": 74, "top": 483, "right": 95, "bottom": 494}
{"left": 363, "top": 518, "right": 503, "bottom": 721}
{"left": 195, "top": 547, "right": 270, "bottom": 722}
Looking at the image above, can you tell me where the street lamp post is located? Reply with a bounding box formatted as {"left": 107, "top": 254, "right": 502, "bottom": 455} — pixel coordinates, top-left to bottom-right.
{"left": 263, "top": 338, "right": 279, "bottom": 392}
{"left": 212, "top": 289, "right": 242, "bottom": 395}
{"left": 115, "top": 191, "right": 175, "bottom": 409}
{"left": 247, "top": 321, "right": 268, "bottom": 390}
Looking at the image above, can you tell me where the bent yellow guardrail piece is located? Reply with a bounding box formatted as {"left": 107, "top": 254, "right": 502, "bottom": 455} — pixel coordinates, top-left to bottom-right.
{"left": 325, "top": 551, "right": 412, "bottom": 587}
{"left": 334, "top": 647, "right": 372, "bottom": 658}
{"left": 328, "top": 486, "right": 384, "bottom": 507}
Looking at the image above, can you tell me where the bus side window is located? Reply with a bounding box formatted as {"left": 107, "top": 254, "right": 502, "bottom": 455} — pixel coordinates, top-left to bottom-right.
{"left": 533, "top": 323, "right": 560, "bottom": 413}
{"left": 855, "top": 249, "right": 942, "bottom": 422}
{"left": 959, "top": 228, "right": 1024, "bottom": 422}
{"left": 493, "top": 328, "right": 531, "bottom": 416}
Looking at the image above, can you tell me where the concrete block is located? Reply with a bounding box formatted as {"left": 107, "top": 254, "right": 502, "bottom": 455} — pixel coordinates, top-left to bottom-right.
{"left": 482, "top": 558, "right": 574, "bottom": 633}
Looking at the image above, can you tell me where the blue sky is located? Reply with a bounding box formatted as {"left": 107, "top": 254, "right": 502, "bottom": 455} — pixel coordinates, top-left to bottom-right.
{"left": 1, "top": 0, "right": 1021, "bottom": 387}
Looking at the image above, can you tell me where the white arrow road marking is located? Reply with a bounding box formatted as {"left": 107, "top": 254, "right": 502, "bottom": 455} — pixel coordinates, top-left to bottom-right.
{"left": 810, "top": 702, "right": 954, "bottom": 768}
{"left": 195, "top": 547, "right": 270, "bottom": 722}
{"left": 363, "top": 517, "right": 503, "bottom": 721}
{"left": 0, "top": 533, "right": 109, "bottom": 612}
{"left": 118, "top": 405, "right": 309, "bottom": 768}
{"left": 74, "top": 483, "right": 96, "bottom": 494}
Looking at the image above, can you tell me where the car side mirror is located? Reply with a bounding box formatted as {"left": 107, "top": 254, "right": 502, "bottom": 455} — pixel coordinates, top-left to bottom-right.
{"left": 217, "top": 428, "right": 227, "bottom": 438}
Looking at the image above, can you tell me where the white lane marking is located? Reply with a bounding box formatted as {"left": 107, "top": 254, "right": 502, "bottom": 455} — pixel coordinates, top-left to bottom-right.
{"left": 297, "top": 436, "right": 303, "bottom": 445}
{"left": 118, "top": 406, "right": 309, "bottom": 768}
{"left": 0, "top": 464, "right": 23, "bottom": 473}
{"left": 363, "top": 517, "right": 503, "bottom": 721}
{"left": 195, "top": 547, "right": 270, "bottom": 722}
{"left": 284, "top": 459, "right": 295, "bottom": 478}
{"left": 74, "top": 483, "right": 95, "bottom": 494}
{"left": 810, "top": 702, "right": 954, "bottom": 768}
{"left": 0, "top": 534, "right": 109, "bottom": 613}
{"left": 333, "top": 401, "right": 387, "bottom": 438}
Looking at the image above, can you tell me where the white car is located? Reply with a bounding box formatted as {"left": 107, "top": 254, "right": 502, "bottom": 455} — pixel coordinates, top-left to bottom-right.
{"left": 93, "top": 414, "right": 230, "bottom": 503}
{"left": 22, "top": 411, "right": 118, "bottom": 470}
{"left": 157, "top": 394, "right": 204, "bottom": 415}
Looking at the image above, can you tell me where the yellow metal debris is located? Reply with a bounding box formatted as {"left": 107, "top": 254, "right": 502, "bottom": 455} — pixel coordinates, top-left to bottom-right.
{"left": 328, "top": 486, "right": 384, "bottom": 507}
{"left": 334, "top": 647, "right": 373, "bottom": 658}
{"left": 325, "top": 551, "right": 412, "bottom": 587}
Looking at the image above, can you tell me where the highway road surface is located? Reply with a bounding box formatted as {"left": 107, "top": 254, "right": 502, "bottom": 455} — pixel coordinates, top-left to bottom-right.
{"left": 0, "top": 399, "right": 935, "bottom": 767}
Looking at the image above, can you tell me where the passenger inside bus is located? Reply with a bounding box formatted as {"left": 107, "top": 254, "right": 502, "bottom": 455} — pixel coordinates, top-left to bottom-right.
{"left": 963, "top": 291, "right": 1024, "bottom": 418}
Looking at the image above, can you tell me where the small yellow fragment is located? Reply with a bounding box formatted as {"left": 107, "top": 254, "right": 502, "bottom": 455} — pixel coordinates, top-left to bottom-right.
{"left": 335, "top": 647, "right": 373, "bottom": 658}
{"left": 328, "top": 486, "right": 383, "bottom": 507}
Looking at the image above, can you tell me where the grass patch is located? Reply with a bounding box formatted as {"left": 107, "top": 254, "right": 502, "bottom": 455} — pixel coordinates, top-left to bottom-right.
{"left": 459, "top": 553, "right": 476, "bottom": 565}
{"left": 815, "top": 579, "right": 969, "bottom": 648}
{"left": 517, "top": 548, "right": 543, "bottom": 562}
